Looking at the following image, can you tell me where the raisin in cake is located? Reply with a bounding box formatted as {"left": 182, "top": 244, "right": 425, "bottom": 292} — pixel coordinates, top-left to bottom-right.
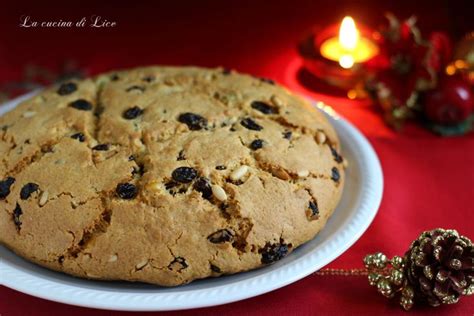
{"left": 0, "top": 66, "right": 345, "bottom": 286}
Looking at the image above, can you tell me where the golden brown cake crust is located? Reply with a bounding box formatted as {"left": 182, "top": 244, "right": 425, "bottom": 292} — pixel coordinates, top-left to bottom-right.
{"left": 0, "top": 66, "right": 345, "bottom": 286}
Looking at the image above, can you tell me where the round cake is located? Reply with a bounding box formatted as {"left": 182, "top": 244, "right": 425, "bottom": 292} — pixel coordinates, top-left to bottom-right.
{"left": 0, "top": 66, "right": 345, "bottom": 286}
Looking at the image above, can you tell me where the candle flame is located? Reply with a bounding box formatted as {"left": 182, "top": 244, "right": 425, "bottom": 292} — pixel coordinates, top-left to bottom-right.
{"left": 339, "top": 16, "right": 359, "bottom": 51}
{"left": 339, "top": 55, "right": 354, "bottom": 69}
{"left": 320, "top": 15, "right": 378, "bottom": 69}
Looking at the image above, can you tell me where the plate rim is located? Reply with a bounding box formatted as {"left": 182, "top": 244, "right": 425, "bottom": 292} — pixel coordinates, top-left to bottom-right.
{"left": 0, "top": 94, "right": 383, "bottom": 311}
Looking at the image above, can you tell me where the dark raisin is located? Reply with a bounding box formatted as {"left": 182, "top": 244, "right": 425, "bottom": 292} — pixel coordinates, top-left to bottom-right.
{"left": 283, "top": 131, "right": 292, "bottom": 139}
{"left": 126, "top": 85, "right": 145, "bottom": 93}
{"left": 210, "top": 264, "right": 221, "bottom": 273}
{"left": 128, "top": 155, "right": 135, "bottom": 161}
{"left": 165, "top": 181, "right": 187, "bottom": 196}
{"left": 308, "top": 200, "right": 319, "bottom": 219}
{"left": 193, "top": 177, "right": 212, "bottom": 199}
{"left": 57, "top": 82, "right": 77, "bottom": 95}
{"left": 92, "top": 144, "right": 109, "bottom": 151}
{"left": 171, "top": 167, "right": 198, "bottom": 183}
{"left": 69, "top": 99, "right": 93, "bottom": 111}
{"left": 177, "top": 150, "right": 186, "bottom": 161}
{"left": 215, "top": 165, "right": 226, "bottom": 170}
{"left": 331, "top": 167, "right": 340, "bottom": 182}
{"left": 0, "top": 177, "right": 15, "bottom": 200}
{"left": 116, "top": 183, "right": 138, "bottom": 199}
{"left": 260, "top": 242, "right": 290, "bottom": 264}
{"left": 250, "top": 139, "right": 264, "bottom": 150}
{"left": 142, "top": 75, "right": 155, "bottom": 82}
{"left": 240, "top": 118, "right": 263, "bottom": 131}
{"left": 259, "top": 77, "right": 275, "bottom": 85}
{"left": 71, "top": 132, "right": 85, "bottom": 142}
{"left": 110, "top": 74, "right": 120, "bottom": 81}
{"left": 165, "top": 181, "right": 178, "bottom": 191}
{"left": 58, "top": 256, "right": 65, "bottom": 264}
{"left": 251, "top": 101, "right": 277, "bottom": 114}
{"left": 122, "top": 106, "right": 144, "bottom": 120}
{"left": 168, "top": 257, "right": 188, "bottom": 271}
{"left": 178, "top": 113, "right": 208, "bottom": 130}
{"left": 208, "top": 229, "right": 234, "bottom": 243}
{"left": 13, "top": 203, "right": 22, "bottom": 230}
{"left": 20, "top": 183, "right": 39, "bottom": 200}
{"left": 329, "top": 145, "right": 343, "bottom": 163}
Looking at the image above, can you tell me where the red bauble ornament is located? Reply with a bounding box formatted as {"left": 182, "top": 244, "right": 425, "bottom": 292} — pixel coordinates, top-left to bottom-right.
{"left": 424, "top": 76, "right": 474, "bottom": 124}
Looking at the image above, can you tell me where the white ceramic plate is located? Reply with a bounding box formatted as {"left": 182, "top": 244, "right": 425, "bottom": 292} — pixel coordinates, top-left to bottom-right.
{"left": 0, "top": 92, "right": 383, "bottom": 311}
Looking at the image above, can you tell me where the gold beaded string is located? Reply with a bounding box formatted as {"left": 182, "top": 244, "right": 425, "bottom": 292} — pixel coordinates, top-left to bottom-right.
{"left": 313, "top": 268, "right": 368, "bottom": 276}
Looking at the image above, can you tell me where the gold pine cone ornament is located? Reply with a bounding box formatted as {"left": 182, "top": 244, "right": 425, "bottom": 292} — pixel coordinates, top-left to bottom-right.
{"left": 364, "top": 228, "right": 474, "bottom": 310}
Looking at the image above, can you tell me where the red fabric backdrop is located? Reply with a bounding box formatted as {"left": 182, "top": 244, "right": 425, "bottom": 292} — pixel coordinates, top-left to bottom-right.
{"left": 0, "top": 1, "right": 473, "bottom": 315}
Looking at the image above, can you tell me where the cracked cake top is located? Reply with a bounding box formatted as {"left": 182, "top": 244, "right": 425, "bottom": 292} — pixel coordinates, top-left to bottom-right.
{"left": 0, "top": 66, "right": 345, "bottom": 286}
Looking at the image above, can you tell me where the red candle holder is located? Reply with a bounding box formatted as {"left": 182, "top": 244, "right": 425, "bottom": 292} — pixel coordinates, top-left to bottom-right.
{"left": 298, "top": 22, "right": 381, "bottom": 90}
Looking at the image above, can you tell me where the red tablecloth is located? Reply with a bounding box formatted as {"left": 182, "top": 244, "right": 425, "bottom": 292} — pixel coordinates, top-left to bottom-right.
{"left": 1, "top": 1, "right": 473, "bottom": 315}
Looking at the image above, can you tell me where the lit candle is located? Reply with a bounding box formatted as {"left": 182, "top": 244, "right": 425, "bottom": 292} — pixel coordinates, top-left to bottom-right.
{"left": 320, "top": 16, "right": 379, "bottom": 69}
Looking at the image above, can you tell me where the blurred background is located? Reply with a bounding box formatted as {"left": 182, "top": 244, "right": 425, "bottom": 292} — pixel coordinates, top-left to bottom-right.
{"left": 1, "top": 2, "right": 474, "bottom": 314}
{"left": 1, "top": 0, "right": 473, "bottom": 95}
